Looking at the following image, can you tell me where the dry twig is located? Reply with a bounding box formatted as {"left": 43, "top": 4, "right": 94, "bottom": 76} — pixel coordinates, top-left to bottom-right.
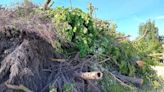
{"left": 5, "top": 82, "right": 33, "bottom": 92}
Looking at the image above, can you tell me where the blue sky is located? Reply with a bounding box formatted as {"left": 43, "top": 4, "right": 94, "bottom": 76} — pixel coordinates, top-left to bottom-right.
{"left": 0, "top": 0, "right": 164, "bottom": 39}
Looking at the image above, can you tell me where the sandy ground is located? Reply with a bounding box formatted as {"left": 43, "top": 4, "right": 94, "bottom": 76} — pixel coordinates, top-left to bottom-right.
{"left": 151, "top": 66, "right": 164, "bottom": 76}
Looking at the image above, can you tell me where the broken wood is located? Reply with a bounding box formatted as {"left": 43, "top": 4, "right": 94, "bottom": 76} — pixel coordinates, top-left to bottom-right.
{"left": 136, "top": 60, "right": 144, "bottom": 68}
{"left": 75, "top": 71, "right": 103, "bottom": 80}
{"left": 49, "top": 58, "right": 66, "bottom": 62}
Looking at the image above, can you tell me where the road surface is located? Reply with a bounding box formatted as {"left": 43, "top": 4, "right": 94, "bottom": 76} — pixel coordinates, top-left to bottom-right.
{"left": 151, "top": 66, "right": 164, "bottom": 76}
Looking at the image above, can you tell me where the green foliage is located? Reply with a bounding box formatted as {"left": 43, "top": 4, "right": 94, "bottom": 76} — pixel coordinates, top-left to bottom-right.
{"left": 44, "top": 7, "right": 96, "bottom": 56}
{"left": 34, "top": 6, "right": 163, "bottom": 91}
{"left": 87, "top": 2, "right": 97, "bottom": 17}
{"left": 131, "top": 20, "right": 163, "bottom": 87}
{"left": 93, "top": 19, "right": 160, "bottom": 87}
{"left": 46, "top": 6, "right": 147, "bottom": 84}
{"left": 134, "top": 20, "right": 163, "bottom": 64}
{"left": 139, "top": 20, "right": 159, "bottom": 41}
{"left": 159, "top": 36, "right": 164, "bottom": 42}
{"left": 63, "top": 82, "right": 75, "bottom": 92}
{"left": 99, "top": 74, "right": 135, "bottom": 92}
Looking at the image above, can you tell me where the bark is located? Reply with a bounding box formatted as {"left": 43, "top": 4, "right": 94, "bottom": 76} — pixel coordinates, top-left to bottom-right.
{"left": 112, "top": 71, "right": 143, "bottom": 87}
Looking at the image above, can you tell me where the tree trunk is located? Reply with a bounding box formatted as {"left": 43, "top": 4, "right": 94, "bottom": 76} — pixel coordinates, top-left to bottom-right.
{"left": 112, "top": 71, "right": 143, "bottom": 87}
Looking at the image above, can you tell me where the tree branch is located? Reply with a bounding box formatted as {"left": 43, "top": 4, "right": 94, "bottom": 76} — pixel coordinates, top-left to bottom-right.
{"left": 44, "top": 0, "right": 51, "bottom": 10}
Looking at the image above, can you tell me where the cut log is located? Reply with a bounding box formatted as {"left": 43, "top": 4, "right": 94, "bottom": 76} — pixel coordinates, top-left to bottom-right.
{"left": 75, "top": 71, "right": 103, "bottom": 80}
{"left": 112, "top": 71, "right": 143, "bottom": 87}
{"left": 136, "top": 60, "right": 144, "bottom": 68}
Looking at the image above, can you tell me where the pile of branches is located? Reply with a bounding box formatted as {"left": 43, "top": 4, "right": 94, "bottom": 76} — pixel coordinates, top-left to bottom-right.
{"left": 0, "top": 7, "right": 103, "bottom": 92}
{"left": 0, "top": 5, "right": 146, "bottom": 92}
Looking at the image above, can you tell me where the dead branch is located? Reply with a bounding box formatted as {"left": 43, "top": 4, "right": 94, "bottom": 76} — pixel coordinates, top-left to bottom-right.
{"left": 134, "top": 30, "right": 148, "bottom": 42}
{"left": 5, "top": 82, "right": 33, "bottom": 92}
{"left": 49, "top": 58, "right": 66, "bottom": 62}
{"left": 44, "top": 0, "right": 52, "bottom": 10}
{"left": 116, "top": 35, "right": 130, "bottom": 41}
{"left": 98, "top": 57, "right": 111, "bottom": 64}
{"left": 148, "top": 53, "right": 164, "bottom": 59}
{"left": 148, "top": 53, "right": 163, "bottom": 56}
{"left": 87, "top": 80, "right": 101, "bottom": 92}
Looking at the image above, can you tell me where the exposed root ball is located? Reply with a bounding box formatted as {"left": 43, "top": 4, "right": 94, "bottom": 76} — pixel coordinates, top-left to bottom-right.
{"left": 0, "top": 8, "right": 102, "bottom": 92}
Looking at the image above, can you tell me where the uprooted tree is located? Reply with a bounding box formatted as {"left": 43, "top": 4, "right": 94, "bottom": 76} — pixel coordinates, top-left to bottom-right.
{"left": 0, "top": 7, "right": 104, "bottom": 92}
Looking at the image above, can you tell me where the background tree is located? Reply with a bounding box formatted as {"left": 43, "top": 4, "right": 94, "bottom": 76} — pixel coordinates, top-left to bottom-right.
{"left": 87, "top": 2, "right": 97, "bottom": 17}
{"left": 139, "top": 20, "right": 159, "bottom": 41}
{"left": 134, "top": 20, "right": 162, "bottom": 64}
{"left": 159, "top": 35, "right": 164, "bottom": 42}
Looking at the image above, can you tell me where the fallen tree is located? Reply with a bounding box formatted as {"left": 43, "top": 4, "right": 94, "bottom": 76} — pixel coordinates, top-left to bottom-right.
{"left": 0, "top": 8, "right": 102, "bottom": 92}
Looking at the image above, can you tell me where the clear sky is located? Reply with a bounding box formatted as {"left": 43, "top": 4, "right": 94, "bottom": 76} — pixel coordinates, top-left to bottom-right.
{"left": 0, "top": 0, "right": 164, "bottom": 39}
